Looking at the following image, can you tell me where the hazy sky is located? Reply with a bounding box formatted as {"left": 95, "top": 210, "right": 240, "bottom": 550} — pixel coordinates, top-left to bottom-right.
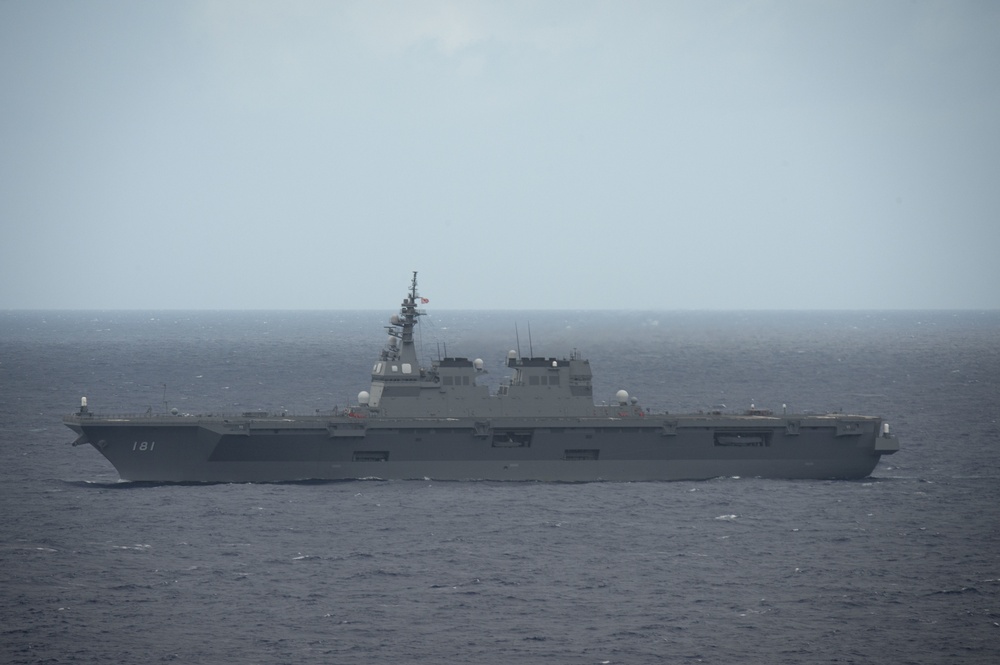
{"left": 2, "top": 1, "right": 998, "bottom": 310}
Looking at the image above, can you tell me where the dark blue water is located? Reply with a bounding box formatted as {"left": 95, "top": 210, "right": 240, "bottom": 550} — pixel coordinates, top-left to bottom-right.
{"left": 2, "top": 310, "right": 998, "bottom": 663}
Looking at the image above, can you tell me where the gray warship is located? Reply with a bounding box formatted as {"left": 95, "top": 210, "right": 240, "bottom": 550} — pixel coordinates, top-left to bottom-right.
{"left": 65, "top": 273, "right": 899, "bottom": 482}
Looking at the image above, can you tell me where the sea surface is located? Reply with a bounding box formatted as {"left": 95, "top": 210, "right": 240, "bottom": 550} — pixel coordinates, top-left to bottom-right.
{"left": 1, "top": 309, "right": 998, "bottom": 664}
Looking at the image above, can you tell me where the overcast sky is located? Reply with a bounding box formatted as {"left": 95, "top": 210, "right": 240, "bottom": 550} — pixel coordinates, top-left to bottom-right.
{"left": 2, "top": 1, "right": 998, "bottom": 310}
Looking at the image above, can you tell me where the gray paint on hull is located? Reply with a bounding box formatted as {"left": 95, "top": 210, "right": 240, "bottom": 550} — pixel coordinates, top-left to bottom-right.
{"left": 63, "top": 274, "right": 899, "bottom": 483}
{"left": 67, "top": 415, "right": 896, "bottom": 483}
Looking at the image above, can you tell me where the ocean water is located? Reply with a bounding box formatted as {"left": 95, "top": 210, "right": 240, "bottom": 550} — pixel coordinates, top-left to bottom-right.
{"left": 1, "top": 309, "right": 998, "bottom": 664}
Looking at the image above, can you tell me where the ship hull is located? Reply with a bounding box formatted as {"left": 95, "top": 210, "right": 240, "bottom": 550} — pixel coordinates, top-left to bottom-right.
{"left": 65, "top": 414, "right": 899, "bottom": 483}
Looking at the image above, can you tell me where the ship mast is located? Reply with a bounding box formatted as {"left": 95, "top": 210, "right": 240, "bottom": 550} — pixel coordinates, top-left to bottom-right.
{"left": 380, "top": 271, "right": 423, "bottom": 367}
